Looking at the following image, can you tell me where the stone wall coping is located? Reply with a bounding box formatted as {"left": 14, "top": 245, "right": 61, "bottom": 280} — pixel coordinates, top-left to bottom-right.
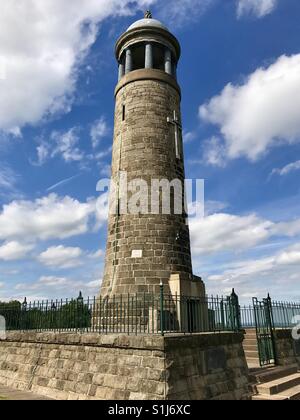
{"left": 114, "top": 68, "right": 181, "bottom": 97}
{"left": 3, "top": 331, "right": 244, "bottom": 351}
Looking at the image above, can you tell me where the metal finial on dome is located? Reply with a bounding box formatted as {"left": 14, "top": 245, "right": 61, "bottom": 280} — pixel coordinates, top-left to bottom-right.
{"left": 144, "top": 10, "right": 152, "bottom": 19}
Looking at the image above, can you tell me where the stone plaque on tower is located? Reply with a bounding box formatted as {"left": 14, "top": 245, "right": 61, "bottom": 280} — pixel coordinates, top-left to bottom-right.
{"left": 99, "top": 12, "right": 206, "bottom": 301}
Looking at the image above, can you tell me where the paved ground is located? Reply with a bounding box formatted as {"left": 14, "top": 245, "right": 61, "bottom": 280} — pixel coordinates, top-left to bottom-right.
{"left": 0, "top": 385, "right": 52, "bottom": 400}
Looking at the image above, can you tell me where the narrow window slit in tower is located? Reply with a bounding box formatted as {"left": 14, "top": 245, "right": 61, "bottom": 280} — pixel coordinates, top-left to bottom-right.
{"left": 122, "top": 105, "right": 126, "bottom": 121}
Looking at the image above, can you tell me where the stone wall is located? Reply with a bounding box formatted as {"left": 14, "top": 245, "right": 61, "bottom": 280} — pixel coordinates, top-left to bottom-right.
{"left": 165, "top": 333, "right": 250, "bottom": 400}
{"left": 274, "top": 329, "right": 300, "bottom": 368}
{"left": 0, "top": 332, "right": 251, "bottom": 400}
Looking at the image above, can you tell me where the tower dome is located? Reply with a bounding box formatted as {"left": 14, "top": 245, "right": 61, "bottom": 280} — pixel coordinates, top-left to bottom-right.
{"left": 127, "top": 18, "right": 169, "bottom": 33}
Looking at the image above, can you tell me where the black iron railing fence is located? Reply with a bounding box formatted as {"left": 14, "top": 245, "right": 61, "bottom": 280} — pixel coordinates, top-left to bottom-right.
{"left": 0, "top": 288, "right": 241, "bottom": 336}
{"left": 1, "top": 288, "right": 299, "bottom": 336}
{"left": 240, "top": 300, "right": 300, "bottom": 329}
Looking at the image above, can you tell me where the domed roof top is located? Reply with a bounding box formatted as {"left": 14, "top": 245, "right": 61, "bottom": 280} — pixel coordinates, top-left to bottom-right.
{"left": 127, "top": 12, "right": 169, "bottom": 32}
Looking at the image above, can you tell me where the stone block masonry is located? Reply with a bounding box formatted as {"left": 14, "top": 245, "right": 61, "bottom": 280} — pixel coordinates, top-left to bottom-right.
{"left": 0, "top": 332, "right": 251, "bottom": 400}
{"left": 101, "top": 70, "right": 194, "bottom": 298}
{"left": 274, "top": 329, "right": 300, "bottom": 368}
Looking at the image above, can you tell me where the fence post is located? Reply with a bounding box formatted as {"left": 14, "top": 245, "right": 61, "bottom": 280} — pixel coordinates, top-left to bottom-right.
{"left": 264, "top": 293, "right": 277, "bottom": 364}
{"left": 160, "top": 281, "right": 164, "bottom": 336}
{"left": 21, "top": 297, "right": 27, "bottom": 331}
{"left": 77, "top": 291, "right": 84, "bottom": 332}
{"left": 231, "top": 289, "right": 241, "bottom": 331}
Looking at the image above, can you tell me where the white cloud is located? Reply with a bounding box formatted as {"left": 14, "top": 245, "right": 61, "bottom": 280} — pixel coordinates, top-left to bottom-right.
{"left": 99, "top": 164, "right": 112, "bottom": 177}
{"left": 202, "top": 136, "right": 227, "bottom": 167}
{"left": 0, "top": 241, "right": 34, "bottom": 261}
{"left": 86, "top": 279, "right": 102, "bottom": 289}
{"left": 237, "top": 0, "right": 278, "bottom": 18}
{"left": 38, "top": 276, "right": 69, "bottom": 287}
{"left": 200, "top": 54, "right": 300, "bottom": 163}
{"left": 35, "top": 128, "right": 84, "bottom": 165}
{"left": 208, "top": 242, "right": 300, "bottom": 283}
{"left": 94, "top": 146, "right": 113, "bottom": 161}
{"left": 34, "top": 126, "right": 113, "bottom": 167}
{"left": 90, "top": 117, "right": 109, "bottom": 149}
{"left": 277, "top": 244, "right": 300, "bottom": 265}
{"left": 190, "top": 210, "right": 300, "bottom": 256}
{"left": 50, "top": 128, "right": 84, "bottom": 163}
{"left": 0, "top": 194, "right": 96, "bottom": 242}
{"left": 0, "top": 0, "right": 156, "bottom": 133}
{"left": 14, "top": 275, "right": 101, "bottom": 300}
{"left": 271, "top": 219, "right": 300, "bottom": 238}
{"left": 0, "top": 165, "right": 18, "bottom": 190}
{"left": 36, "top": 143, "right": 49, "bottom": 166}
{"left": 38, "top": 246, "right": 83, "bottom": 269}
{"left": 158, "top": 0, "right": 214, "bottom": 26}
{"left": 271, "top": 160, "right": 300, "bottom": 177}
{"left": 205, "top": 242, "right": 300, "bottom": 300}
{"left": 190, "top": 213, "right": 273, "bottom": 255}
{"left": 183, "top": 131, "right": 197, "bottom": 144}
{"left": 205, "top": 200, "right": 229, "bottom": 216}
{"left": 88, "top": 249, "right": 104, "bottom": 259}
{"left": 15, "top": 276, "right": 68, "bottom": 291}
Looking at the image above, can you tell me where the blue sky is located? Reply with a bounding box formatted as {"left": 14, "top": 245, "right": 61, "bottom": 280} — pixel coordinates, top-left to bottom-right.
{"left": 0, "top": 0, "right": 300, "bottom": 303}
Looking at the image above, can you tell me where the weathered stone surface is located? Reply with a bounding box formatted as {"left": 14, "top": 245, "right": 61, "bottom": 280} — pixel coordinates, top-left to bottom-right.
{"left": 274, "top": 329, "right": 300, "bottom": 368}
{"left": 100, "top": 69, "right": 195, "bottom": 298}
{"left": 0, "top": 331, "right": 251, "bottom": 400}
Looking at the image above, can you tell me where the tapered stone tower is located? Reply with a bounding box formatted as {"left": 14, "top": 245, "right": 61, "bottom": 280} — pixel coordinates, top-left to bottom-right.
{"left": 100, "top": 12, "right": 205, "bottom": 299}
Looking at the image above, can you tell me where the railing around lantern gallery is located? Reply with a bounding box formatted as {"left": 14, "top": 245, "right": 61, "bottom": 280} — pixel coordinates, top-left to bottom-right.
{"left": 0, "top": 288, "right": 242, "bottom": 336}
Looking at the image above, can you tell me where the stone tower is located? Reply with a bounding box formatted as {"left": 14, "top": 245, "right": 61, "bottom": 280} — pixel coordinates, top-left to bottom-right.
{"left": 100, "top": 12, "right": 205, "bottom": 299}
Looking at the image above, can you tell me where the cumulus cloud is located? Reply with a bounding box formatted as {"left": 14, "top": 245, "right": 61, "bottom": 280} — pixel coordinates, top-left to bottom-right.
{"left": 34, "top": 128, "right": 84, "bottom": 166}
{"left": 200, "top": 54, "right": 300, "bottom": 163}
{"left": 15, "top": 276, "right": 69, "bottom": 291}
{"left": 190, "top": 213, "right": 273, "bottom": 255}
{"left": 205, "top": 241, "right": 300, "bottom": 300}
{"left": 90, "top": 117, "right": 109, "bottom": 149}
{"left": 205, "top": 200, "right": 229, "bottom": 216}
{"left": 38, "top": 245, "right": 83, "bottom": 269}
{"left": 158, "top": 0, "right": 215, "bottom": 26}
{"left": 14, "top": 275, "right": 101, "bottom": 300}
{"left": 277, "top": 243, "right": 300, "bottom": 266}
{"left": 38, "top": 276, "right": 69, "bottom": 288}
{"left": 202, "top": 137, "right": 227, "bottom": 167}
{"left": 190, "top": 211, "right": 300, "bottom": 256}
{"left": 89, "top": 249, "right": 104, "bottom": 259}
{"left": 183, "top": 131, "right": 198, "bottom": 144}
{"left": 0, "top": 0, "right": 155, "bottom": 133}
{"left": 208, "top": 243, "right": 300, "bottom": 284}
{"left": 0, "top": 165, "right": 18, "bottom": 190}
{"left": 271, "top": 219, "right": 300, "bottom": 238}
{"left": 50, "top": 128, "right": 84, "bottom": 163}
{"left": 237, "top": 0, "right": 278, "bottom": 18}
{"left": 271, "top": 160, "right": 300, "bottom": 177}
{"left": 0, "top": 194, "right": 96, "bottom": 242}
{"left": 0, "top": 241, "right": 34, "bottom": 261}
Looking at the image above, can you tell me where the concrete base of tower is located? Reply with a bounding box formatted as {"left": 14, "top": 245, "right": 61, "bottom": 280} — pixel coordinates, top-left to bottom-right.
{"left": 169, "top": 273, "right": 206, "bottom": 299}
{"left": 168, "top": 274, "right": 208, "bottom": 332}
